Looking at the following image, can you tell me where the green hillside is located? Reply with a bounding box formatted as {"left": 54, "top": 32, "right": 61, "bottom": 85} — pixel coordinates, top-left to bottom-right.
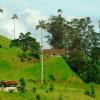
{"left": 0, "top": 35, "right": 10, "bottom": 48}
{"left": 0, "top": 35, "right": 80, "bottom": 81}
{"left": 0, "top": 35, "right": 100, "bottom": 100}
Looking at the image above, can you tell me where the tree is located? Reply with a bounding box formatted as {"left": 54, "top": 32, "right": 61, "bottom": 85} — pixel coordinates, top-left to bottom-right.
{"left": 65, "top": 17, "right": 100, "bottom": 82}
{"left": 12, "top": 14, "right": 18, "bottom": 39}
{"left": 10, "top": 32, "right": 40, "bottom": 60}
{"left": 10, "top": 39, "right": 19, "bottom": 48}
{"left": 12, "top": 32, "right": 40, "bottom": 52}
{"left": 45, "top": 10, "right": 100, "bottom": 82}
{"left": 46, "top": 9, "right": 67, "bottom": 49}
{"left": 36, "top": 20, "right": 46, "bottom": 83}
{"left": 58, "top": 9, "right": 63, "bottom": 16}
{"left": 65, "top": 17, "right": 99, "bottom": 57}
{"left": 0, "top": 7, "right": 3, "bottom": 13}
{"left": 19, "top": 78, "right": 26, "bottom": 93}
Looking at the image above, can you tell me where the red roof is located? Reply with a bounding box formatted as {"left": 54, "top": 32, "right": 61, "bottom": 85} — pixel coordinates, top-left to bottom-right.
{"left": 1, "top": 81, "right": 17, "bottom": 85}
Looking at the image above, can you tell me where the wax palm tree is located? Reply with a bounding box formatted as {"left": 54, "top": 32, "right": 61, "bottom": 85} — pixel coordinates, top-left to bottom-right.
{"left": 0, "top": 8, "right": 3, "bottom": 13}
{"left": 58, "top": 9, "right": 69, "bottom": 56}
{"left": 58, "top": 9, "right": 63, "bottom": 16}
{"left": 98, "top": 20, "right": 100, "bottom": 33}
{"left": 36, "top": 20, "right": 46, "bottom": 83}
{"left": 12, "top": 14, "right": 18, "bottom": 39}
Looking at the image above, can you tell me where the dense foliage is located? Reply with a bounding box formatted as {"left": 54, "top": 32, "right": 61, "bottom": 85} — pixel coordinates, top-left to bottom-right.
{"left": 41, "top": 10, "right": 100, "bottom": 83}
{"left": 10, "top": 32, "right": 40, "bottom": 60}
{"left": 46, "top": 15, "right": 67, "bottom": 48}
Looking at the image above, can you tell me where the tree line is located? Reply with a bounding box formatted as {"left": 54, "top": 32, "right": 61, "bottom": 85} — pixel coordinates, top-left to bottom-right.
{"left": 39, "top": 9, "right": 100, "bottom": 83}
{"left": 10, "top": 9, "right": 100, "bottom": 83}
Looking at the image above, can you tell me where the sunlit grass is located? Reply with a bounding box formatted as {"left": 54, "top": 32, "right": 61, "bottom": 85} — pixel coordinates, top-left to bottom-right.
{"left": 0, "top": 35, "right": 100, "bottom": 100}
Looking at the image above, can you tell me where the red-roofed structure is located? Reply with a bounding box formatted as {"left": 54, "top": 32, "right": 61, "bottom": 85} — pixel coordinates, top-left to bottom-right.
{"left": 0, "top": 81, "right": 17, "bottom": 92}
{"left": 42, "top": 49, "right": 66, "bottom": 56}
{"left": 1, "top": 81, "right": 17, "bottom": 85}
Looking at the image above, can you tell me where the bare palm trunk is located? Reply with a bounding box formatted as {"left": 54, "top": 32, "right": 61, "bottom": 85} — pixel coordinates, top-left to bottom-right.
{"left": 67, "top": 44, "right": 68, "bottom": 57}
{"left": 14, "top": 18, "right": 16, "bottom": 39}
{"left": 41, "top": 28, "right": 44, "bottom": 83}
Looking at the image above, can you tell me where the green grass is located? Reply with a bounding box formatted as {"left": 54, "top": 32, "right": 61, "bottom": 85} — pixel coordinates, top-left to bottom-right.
{"left": 0, "top": 35, "right": 100, "bottom": 100}
{"left": 0, "top": 35, "right": 10, "bottom": 48}
{"left": 0, "top": 35, "right": 78, "bottom": 81}
{"left": 0, "top": 91, "right": 95, "bottom": 100}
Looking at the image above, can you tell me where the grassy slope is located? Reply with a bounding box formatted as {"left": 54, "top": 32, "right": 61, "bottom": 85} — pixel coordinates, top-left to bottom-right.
{"left": 0, "top": 35, "right": 79, "bottom": 81}
{"left": 0, "top": 35, "right": 100, "bottom": 100}
{"left": 0, "top": 35, "right": 10, "bottom": 48}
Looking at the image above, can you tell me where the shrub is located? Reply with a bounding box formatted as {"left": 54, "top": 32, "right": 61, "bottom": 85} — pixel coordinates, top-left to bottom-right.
{"left": 84, "top": 89, "right": 91, "bottom": 96}
{"left": 49, "top": 83, "right": 54, "bottom": 92}
{"left": 84, "top": 86, "right": 96, "bottom": 98}
{"left": 29, "top": 98, "right": 33, "bottom": 100}
{"left": 33, "top": 53, "right": 40, "bottom": 59}
{"left": 49, "top": 74, "right": 56, "bottom": 81}
{"left": 32, "top": 86, "right": 37, "bottom": 93}
{"left": 18, "top": 53, "right": 25, "bottom": 62}
{"left": 9, "top": 89, "right": 14, "bottom": 93}
{"left": 91, "top": 86, "right": 95, "bottom": 98}
{"left": 0, "top": 44, "right": 2, "bottom": 48}
{"left": 36, "top": 94, "right": 41, "bottom": 100}
{"left": 19, "top": 78, "right": 26, "bottom": 93}
{"left": 18, "top": 51, "right": 40, "bottom": 62}
{"left": 59, "top": 95, "right": 63, "bottom": 100}
{"left": 45, "top": 89, "right": 49, "bottom": 93}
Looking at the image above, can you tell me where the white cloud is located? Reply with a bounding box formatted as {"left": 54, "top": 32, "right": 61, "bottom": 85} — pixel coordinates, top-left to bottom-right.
{"left": 24, "top": 8, "right": 47, "bottom": 27}
{"left": 0, "top": 7, "right": 48, "bottom": 39}
{"left": 0, "top": 6, "right": 50, "bottom": 48}
{"left": 0, "top": 6, "right": 28, "bottom": 39}
{"left": 23, "top": 8, "right": 51, "bottom": 48}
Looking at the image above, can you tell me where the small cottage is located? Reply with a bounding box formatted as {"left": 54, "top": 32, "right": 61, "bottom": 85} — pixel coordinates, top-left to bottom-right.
{"left": 0, "top": 81, "right": 17, "bottom": 92}
{"left": 42, "top": 49, "right": 66, "bottom": 56}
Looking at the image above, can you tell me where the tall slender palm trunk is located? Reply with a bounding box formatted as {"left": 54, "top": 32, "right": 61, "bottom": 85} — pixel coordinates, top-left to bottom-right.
{"left": 67, "top": 44, "right": 68, "bottom": 57}
{"left": 14, "top": 18, "right": 16, "bottom": 39}
{"left": 41, "top": 28, "right": 44, "bottom": 83}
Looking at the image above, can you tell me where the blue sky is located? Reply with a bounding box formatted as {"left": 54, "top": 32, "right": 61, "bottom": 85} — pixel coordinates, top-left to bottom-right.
{"left": 0, "top": 0, "right": 100, "bottom": 48}
{"left": 1, "top": 0, "right": 100, "bottom": 16}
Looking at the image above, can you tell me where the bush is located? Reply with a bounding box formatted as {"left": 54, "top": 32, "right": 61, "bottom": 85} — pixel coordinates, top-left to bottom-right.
{"left": 49, "top": 74, "right": 56, "bottom": 81}
{"left": 18, "top": 51, "right": 40, "bottom": 62}
{"left": 49, "top": 83, "right": 54, "bottom": 92}
{"left": 66, "top": 51, "right": 99, "bottom": 83}
{"left": 32, "top": 53, "right": 40, "bottom": 59}
{"left": 0, "top": 44, "right": 2, "bottom": 48}
{"left": 84, "top": 89, "right": 91, "bottom": 96}
{"left": 91, "top": 86, "right": 95, "bottom": 98}
{"left": 9, "top": 89, "right": 14, "bottom": 93}
{"left": 18, "top": 53, "right": 26, "bottom": 62}
{"left": 45, "top": 89, "right": 49, "bottom": 93}
{"left": 29, "top": 98, "right": 33, "bottom": 100}
{"left": 84, "top": 86, "right": 96, "bottom": 98}
{"left": 59, "top": 95, "right": 63, "bottom": 100}
{"left": 32, "top": 86, "right": 37, "bottom": 93}
{"left": 19, "top": 78, "right": 26, "bottom": 93}
{"left": 36, "top": 94, "right": 41, "bottom": 100}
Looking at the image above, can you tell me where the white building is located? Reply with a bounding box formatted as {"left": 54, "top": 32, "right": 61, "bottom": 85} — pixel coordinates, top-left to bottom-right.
{"left": 0, "top": 81, "right": 17, "bottom": 92}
